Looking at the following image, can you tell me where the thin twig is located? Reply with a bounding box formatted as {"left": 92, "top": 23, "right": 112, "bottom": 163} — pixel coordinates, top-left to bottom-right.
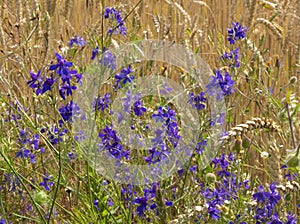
{"left": 286, "top": 102, "right": 296, "bottom": 149}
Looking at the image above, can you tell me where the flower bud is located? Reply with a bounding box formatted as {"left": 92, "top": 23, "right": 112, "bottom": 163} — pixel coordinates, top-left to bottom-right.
{"left": 205, "top": 173, "right": 216, "bottom": 184}
{"left": 289, "top": 76, "right": 297, "bottom": 84}
{"left": 287, "top": 155, "right": 299, "bottom": 168}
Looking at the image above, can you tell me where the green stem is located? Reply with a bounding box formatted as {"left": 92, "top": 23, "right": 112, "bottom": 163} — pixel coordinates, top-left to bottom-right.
{"left": 0, "top": 149, "right": 47, "bottom": 223}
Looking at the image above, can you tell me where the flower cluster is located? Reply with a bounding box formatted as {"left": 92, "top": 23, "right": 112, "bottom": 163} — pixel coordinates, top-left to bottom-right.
{"left": 98, "top": 125, "right": 129, "bottom": 160}
{"left": 201, "top": 153, "right": 250, "bottom": 221}
{"left": 203, "top": 22, "right": 247, "bottom": 101}
{"left": 39, "top": 173, "right": 54, "bottom": 191}
{"left": 121, "top": 91, "right": 141, "bottom": 114}
{"left": 133, "top": 99, "right": 147, "bottom": 116}
{"left": 15, "top": 129, "right": 45, "bottom": 164}
{"left": 50, "top": 53, "right": 82, "bottom": 100}
{"left": 209, "top": 112, "right": 226, "bottom": 126}
{"left": 92, "top": 93, "right": 112, "bottom": 112}
{"left": 252, "top": 183, "right": 298, "bottom": 223}
{"left": 27, "top": 70, "right": 55, "bottom": 95}
{"left": 41, "top": 125, "right": 68, "bottom": 145}
{"left": 188, "top": 92, "right": 207, "bottom": 111}
{"left": 91, "top": 46, "right": 100, "bottom": 60}
{"left": 195, "top": 139, "right": 207, "bottom": 154}
{"left": 104, "top": 7, "right": 126, "bottom": 36}
{"left": 58, "top": 100, "right": 82, "bottom": 125}
{"left": 227, "top": 22, "right": 247, "bottom": 45}
{"left": 27, "top": 52, "right": 83, "bottom": 101}
{"left": 221, "top": 48, "right": 240, "bottom": 68}
{"left": 144, "top": 106, "right": 181, "bottom": 164}
{"left": 1, "top": 173, "right": 21, "bottom": 193}
{"left": 99, "top": 50, "right": 116, "bottom": 70}
{"left": 133, "top": 183, "right": 158, "bottom": 217}
{"left": 188, "top": 23, "right": 246, "bottom": 105}
{"left": 114, "top": 65, "right": 134, "bottom": 89}
{"left": 206, "top": 69, "right": 235, "bottom": 100}
{"left": 3, "top": 101, "right": 26, "bottom": 123}
{"left": 69, "top": 35, "right": 87, "bottom": 47}
{"left": 121, "top": 182, "right": 173, "bottom": 219}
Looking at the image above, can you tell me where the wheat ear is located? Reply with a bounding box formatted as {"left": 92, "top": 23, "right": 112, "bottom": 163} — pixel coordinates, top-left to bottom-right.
{"left": 254, "top": 18, "right": 283, "bottom": 40}
{"left": 220, "top": 117, "right": 281, "bottom": 143}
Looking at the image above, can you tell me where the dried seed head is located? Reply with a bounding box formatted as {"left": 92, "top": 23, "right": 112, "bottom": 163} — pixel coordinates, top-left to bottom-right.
{"left": 219, "top": 117, "right": 281, "bottom": 144}
{"left": 289, "top": 76, "right": 298, "bottom": 84}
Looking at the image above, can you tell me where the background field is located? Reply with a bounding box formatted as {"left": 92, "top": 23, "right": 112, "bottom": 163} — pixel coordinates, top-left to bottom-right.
{"left": 0, "top": 0, "right": 299, "bottom": 223}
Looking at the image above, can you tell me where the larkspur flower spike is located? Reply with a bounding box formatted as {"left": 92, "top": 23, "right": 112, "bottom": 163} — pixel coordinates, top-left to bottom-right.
{"left": 227, "top": 22, "right": 247, "bottom": 45}
{"left": 104, "top": 7, "right": 127, "bottom": 36}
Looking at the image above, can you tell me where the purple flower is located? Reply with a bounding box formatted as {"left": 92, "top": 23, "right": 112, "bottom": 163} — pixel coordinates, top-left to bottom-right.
{"left": 58, "top": 101, "right": 81, "bottom": 123}
{"left": 49, "top": 53, "right": 73, "bottom": 77}
{"left": 151, "top": 129, "right": 164, "bottom": 146}
{"left": 68, "top": 151, "right": 77, "bottom": 161}
{"left": 221, "top": 48, "right": 240, "bottom": 68}
{"left": 99, "top": 50, "right": 116, "bottom": 70}
{"left": 104, "top": 7, "right": 127, "bottom": 36}
{"left": 210, "top": 112, "right": 226, "bottom": 126}
{"left": 195, "top": 140, "right": 207, "bottom": 154}
{"left": 41, "top": 76, "right": 56, "bottom": 94}
{"left": 253, "top": 183, "right": 281, "bottom": 208}
{"left": 207, "top": 201, "right": 221, "bottom": 220}
{"left": 30, "top": 134, "right": 39, "bottom": 150}
{"left": 159, "top": 83, "right": 172, "bottom": 95}
{"left": 59, "top": 83, "right": 77, "bottom": 100}
{"left": 146, "top": 107, "right": 181, "bottom": 164}
{"left": 120, "top": 91, "right": 141, "bottom": 113}
{"left": 133, "top": 100, "right": 146, "bottom": 116}
{"left": 16, "top": 148, "right": 30, "bottom": 159}
{"left": 165, "top": 201, "right": 173, "bottom": 206}
{"left": 227, "top": 22, "right": 247, "bottom": 45}
{"left": 93, "top": 199, "right": 100, "bottom": 210}
{"left": 206, "top": 70, "right": 234, "bottom": 99}
{"left": 91, "top": 46, "right": 99, "bottom": 60}
{"left": 27, "top": 70, "right": 42, "bottom": 89}
{"left": 107, "top": 198, "right": 114, "bottom": 207}
{"left": 98, "top": 125, "right": 129, "bottom": 160}
{"left": 268, "top": 183, "right": 281, "bottom": 206}
{"left": 74, "top": 73, "right": 83, "bottom": 84}
{"left": 267, "top": 213, "right": 283, "bottom": 224}
{"left": 150, "top": 203, "right": 157, "bottom": 209}
{"left": 152, "top": 106, "right": 165, "bottom": 122}
{"left": 69, "top": 35, "right": 87, "bottom": 47}
{"left": 92, "top": 93, "right": 112, "bottom": 112}
{"left": 114, "top": 65, "right": 134, "bottom": 88}
{"left": 29, "top": 153, "right": 36, "bottom": 163}
{"left": 286, "top": 212, "right": 298, "bottom": 224}
{"left": 253, "top": 185, "right": 270, "bottom": 203}
{"left": 132, "top": 183, "right": 158, "bottom": 216}
{"left": 27, "top": 70, "right": 56, "bottom": 95}
{"left": 188, "top": 92, "right": 207, "bottom": 110}
{"left": 134, "top": 197, "right": 148, "bottom": 216}
{"left": 39, "top": 173, "right": 54, "bottom": 191}
{"left": 45, "top": 125, "right": 68, "bottom": 145}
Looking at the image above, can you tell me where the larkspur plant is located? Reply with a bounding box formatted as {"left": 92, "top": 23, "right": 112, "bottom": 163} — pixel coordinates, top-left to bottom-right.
{"left": 104, "top": 7, "right": 127, "bottom": 36}
{"left": 69, "top": 35, "right": 87, "bottom": 48}
{"left": 0, "top": 2, "right": 299, "bottom": 224}
{"left": 226, "top": 22, "right": 248, "bottom": 45}
{"left": 221, "top": 47, "right": 240, "bottom": 68}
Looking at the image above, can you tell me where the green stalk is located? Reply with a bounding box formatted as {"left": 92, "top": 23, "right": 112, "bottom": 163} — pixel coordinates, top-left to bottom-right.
{"left": 0, "top": 149, "right": 47, "bottom": 223}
